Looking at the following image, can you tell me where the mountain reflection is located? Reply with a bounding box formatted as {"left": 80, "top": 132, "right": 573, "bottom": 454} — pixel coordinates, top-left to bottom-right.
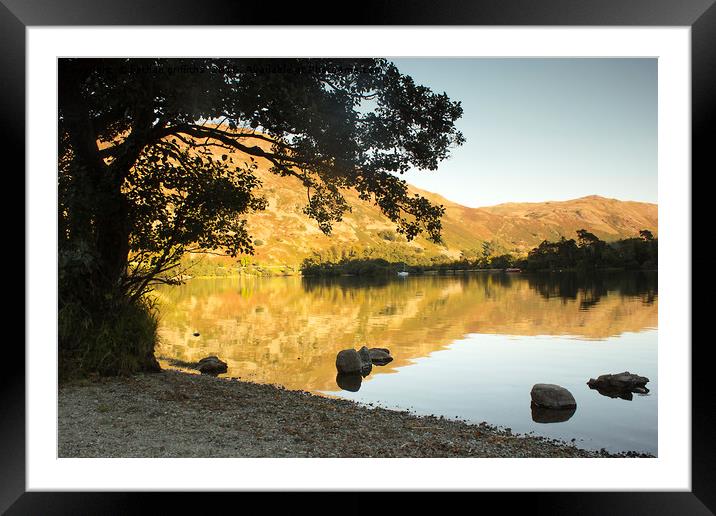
{"left": 154, "top": 272, "right": 657, "bottom": 392}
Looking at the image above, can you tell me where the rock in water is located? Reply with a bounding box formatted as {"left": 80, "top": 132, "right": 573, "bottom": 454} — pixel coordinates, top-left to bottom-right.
{"left": 357, "top": 346, "right": 373, "bottom": 376}
{"left": 336, "top": 349, "right": 363, "bottom": 374}
{"left": 587, "top": 372, "right": 649, "bottom": 391}
{"left": 357, "top": 346, "right": 371, "bottom": 364}
{"left": 368, "top": 348, "right": 393, "bottom": 365}
{"left": 196, "top": 356, "right": 228, "bottom": 376}
{"left": 587, "top": 372, "right": 650, "bottom": 399}
{"left": 530, "top": 384, "right": 577, "bottom": 409}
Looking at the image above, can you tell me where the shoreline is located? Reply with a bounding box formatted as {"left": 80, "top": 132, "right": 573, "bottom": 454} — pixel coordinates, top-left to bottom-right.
{"left": 183, "top": 266, "right": 657, "bottom": 280}
{"left": 59, "top": 370, "right": 653, "bottom": 458}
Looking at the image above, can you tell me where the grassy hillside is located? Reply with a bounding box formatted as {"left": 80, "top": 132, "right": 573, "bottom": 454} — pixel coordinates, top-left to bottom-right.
{"left": 147, "top": 129, "right": 657, "bottom": 272}
{"left": 184, "top": 169, "right": 658, "bottom": 272}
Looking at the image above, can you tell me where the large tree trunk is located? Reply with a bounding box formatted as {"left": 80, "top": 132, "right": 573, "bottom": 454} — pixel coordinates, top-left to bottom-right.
{"left": 59, "top": 62, "right": 159, "bottom": 377}
{"left": 60, "top": 61, "right": 131, "bottom": 291}
{"left": 95, "top": 186, "right": 130, "bottom": 290}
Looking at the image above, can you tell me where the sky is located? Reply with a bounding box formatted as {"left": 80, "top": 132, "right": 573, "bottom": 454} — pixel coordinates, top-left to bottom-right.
{"left": 390, "top": 58, "right": 657, "bottom": 208}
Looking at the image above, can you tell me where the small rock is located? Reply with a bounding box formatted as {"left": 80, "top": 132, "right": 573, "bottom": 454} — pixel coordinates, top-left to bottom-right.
{"left": 357, "top": 346, "right": 373, "bottom": 376}
{"left": 530, "top": 384, "right": 577, "bottom": 409}
{"left": 368, "top": 348, "right": 393, "bottom": 365}
{"left": 196, "top": 356, "right": 227, "bottom": 376}
{"left": 587, "top": 371, "right": 649, "bottom": 391}
{"left": 587, "top": 372, "right": 650, "bottom": 399}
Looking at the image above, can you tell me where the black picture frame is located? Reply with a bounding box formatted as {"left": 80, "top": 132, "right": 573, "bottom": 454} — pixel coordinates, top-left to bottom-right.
{"left": 4, "top": 0, "right": 713, "bottom": 513}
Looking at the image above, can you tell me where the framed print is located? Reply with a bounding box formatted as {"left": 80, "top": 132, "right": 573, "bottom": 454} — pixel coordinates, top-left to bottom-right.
{"left": 5, "top": 0, "right": 714, "bottom": 513}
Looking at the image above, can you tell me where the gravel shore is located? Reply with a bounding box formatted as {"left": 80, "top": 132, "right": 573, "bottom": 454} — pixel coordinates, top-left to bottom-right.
{"left": 58, "top": 370, "right": 650, "bottom": 458}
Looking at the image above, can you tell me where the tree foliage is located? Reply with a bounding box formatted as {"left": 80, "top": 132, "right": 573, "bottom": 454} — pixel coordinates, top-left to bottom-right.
{"left": 59, "top": 58, "right": 465, "bottom": 300}
{"left": 525, "top": 230, "right": 657, "bottom": 271}
{"left": 58, "top": 58, "right": 465, "bottom": 376}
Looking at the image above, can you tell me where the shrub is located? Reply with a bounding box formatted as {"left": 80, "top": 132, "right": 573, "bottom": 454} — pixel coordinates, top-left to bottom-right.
{"left": 378, "top": 230, "right": 397, "bottom": 241}
{"left": 58, "top": 295, "right": 160, "bottom": 382}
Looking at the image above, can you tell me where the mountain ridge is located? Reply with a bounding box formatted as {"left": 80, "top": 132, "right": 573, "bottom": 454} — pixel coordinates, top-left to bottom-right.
{"left": 151, "top": 134, "right": 657, "bottom": 268}
{"left": 196, "top": 166, "right": 658, "bottom": 267}
{"left": 482, "top": 193, "right": 654, "bottom": 208}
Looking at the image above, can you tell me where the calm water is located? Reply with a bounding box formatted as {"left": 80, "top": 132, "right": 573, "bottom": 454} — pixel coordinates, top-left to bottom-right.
{"left": 155, "top": 271, "right": 658, "bottom": 454}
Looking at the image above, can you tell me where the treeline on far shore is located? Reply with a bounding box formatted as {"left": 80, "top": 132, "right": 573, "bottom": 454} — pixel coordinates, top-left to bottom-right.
{"left": 299, "top": 229, "right": 657, "bottom": 277}
{"left": 523, "top": 229, "right": 657, "bottom": 272}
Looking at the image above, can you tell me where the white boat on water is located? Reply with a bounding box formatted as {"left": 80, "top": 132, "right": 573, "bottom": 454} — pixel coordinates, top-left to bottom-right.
{"left": 397, "top": 264, "right": 409, "bottom": 277}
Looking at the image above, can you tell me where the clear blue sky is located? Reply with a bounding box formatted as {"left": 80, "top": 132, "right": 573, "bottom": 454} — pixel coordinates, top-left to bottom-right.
{"left": 390, "top": 58, "right": 657, "bottom": 208}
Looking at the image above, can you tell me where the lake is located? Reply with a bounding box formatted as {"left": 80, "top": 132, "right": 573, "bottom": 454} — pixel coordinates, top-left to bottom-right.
{"left": 154, "top": 271, "right": 657, "bottom": 454}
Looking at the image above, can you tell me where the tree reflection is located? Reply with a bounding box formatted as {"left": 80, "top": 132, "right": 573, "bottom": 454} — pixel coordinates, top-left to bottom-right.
{"left": 155, "top": 272, "right": 658, "bottom": 392}
{"left": 527, "top": 271, "right": 657, "bottom": 310}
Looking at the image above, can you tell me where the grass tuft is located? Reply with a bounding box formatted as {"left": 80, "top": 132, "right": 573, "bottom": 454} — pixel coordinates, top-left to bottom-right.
{"left": 58, "top": 296, "right": 160, "bottom": 383}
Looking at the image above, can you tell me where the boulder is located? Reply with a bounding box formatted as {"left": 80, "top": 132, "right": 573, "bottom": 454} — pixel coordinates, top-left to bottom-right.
{"left": 368, "top": 348, "right": 393, "bottom": 366}
{"left": 196, "top": 356, "right": 228, "bottom": 376}
{"left": 530, "top": 384, "right": 577, "bottom": 409}
{"left": 336, "top": 349, "right": 363, "bottom": 375}
{"left": 587, "top": 372, "right": 651, "bottom": 400}
{"left": 357, "top": 346, "right": 373, "bottom": 376}
{"left": 587, "top": 372, "right": 649, "bottom": 392}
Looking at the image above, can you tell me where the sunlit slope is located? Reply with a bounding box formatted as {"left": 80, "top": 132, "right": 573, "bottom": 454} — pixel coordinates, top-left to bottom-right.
{"left": 234, "top": 165, "right": 657, "bottom": 266}
{"left": 154, "top": 274, "right": 657, "bottom": 392}
{"left": 107, "top": 129, "right": 657, "bottom": 266}
{"left": 479, "top": 195, "right": 658, "bottom": 245}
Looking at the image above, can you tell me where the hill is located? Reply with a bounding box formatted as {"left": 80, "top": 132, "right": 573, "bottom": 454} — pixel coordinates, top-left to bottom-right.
{"left": 189, "top": 170, "right": 657, "bottom": 270}
{"left": 149, "top": 130, "right": 657, "bottom": 270}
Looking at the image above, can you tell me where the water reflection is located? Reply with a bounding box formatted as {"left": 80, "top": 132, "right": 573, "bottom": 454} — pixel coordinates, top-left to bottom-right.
{"left": 154, "top": 271, "right": 657, "bottom": 453}
{"left": 526, "top": 272, "right": 657, "bottom": 309}
{"left": 589, "top": 386, "right": 639, "bottom": 401}
{"left": 336, "top": 373, "right": 363, "bottom": 392}
{"left": 155, "top": 271, "right": 656, "bottom": 392}
{"left": 531, "top": 404, "right": 577, "bottom": 424}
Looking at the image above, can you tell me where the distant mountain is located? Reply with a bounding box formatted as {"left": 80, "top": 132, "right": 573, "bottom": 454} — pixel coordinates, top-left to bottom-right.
{"left": 199, "top": 170, "right": 657, "bottom": 268}
{"left": 167, "top": 134, "right": 657, "bottom": 268}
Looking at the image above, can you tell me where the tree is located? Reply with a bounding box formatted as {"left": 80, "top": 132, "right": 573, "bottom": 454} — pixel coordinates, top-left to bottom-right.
{"left": 478, "top": 240, "right": 495, "bottom": 268}
{"left": 576, "top": 229, "right": 600, "bottom": 248}
{"left": 489, "top": 254, "right": 515, "bottom": 269}
{"left": 58, "top": 58, "right": 465, "bottom": 376}
{"left": 639, "top": 229, "right": 654, "bottom": 241}
{"left": 481, "top": 240, "right": 494, "bottom": 258}
{"left": 524, "top": 230, "right": 657, "bottom": 271}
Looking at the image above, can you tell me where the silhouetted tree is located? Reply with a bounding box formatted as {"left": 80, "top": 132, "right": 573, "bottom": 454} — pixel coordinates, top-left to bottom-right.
{"left": 576, "top": 229, "right": 600, "bottom": 247}
{"left": 639, "top": 229, "right": 654, "bottom": 241}
{"left": 525, "top": 230, "right": 657, "bottom": 272}
{"left": 58, "top": 58, "right": 464, "bottom": 376}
